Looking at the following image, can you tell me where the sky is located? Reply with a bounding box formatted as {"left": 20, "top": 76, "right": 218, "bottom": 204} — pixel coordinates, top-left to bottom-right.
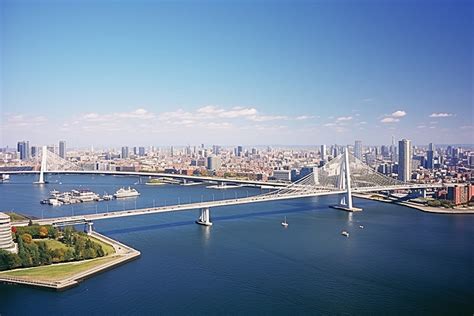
{"left": 1, "top": 0, "right": 472, "bottom": 147}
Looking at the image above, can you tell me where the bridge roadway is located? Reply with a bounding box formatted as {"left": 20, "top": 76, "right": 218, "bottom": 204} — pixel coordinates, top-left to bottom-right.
{"left": 23, "top": 183, "right": 442, "bottom": 226}
{"left": 1, "top": 170, "right": 288, "bottom": 188}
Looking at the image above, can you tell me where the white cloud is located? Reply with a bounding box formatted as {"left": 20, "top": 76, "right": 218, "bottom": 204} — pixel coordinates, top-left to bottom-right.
{"left": 391, "top": 110, "right": 406, "bottom": 118}
{"left": 249, "top": 115, "right": 287, "bottom": 122}
{"left": 429, "top": 112, "right": 454, "bottom": 118}
{"left": 380, "top": 117, "right": 400, "bottom": 123}
{"left": 4, "top": 114, "right": 48, "bottom": 127}
{"left": 336, "top": 116, "right": 353, "bottom": 121}
{"left": 380, "top": 109, "right": 406, "bottom": 123}
{"left": 295, "top": 115, "right": 315, "bottom": 120}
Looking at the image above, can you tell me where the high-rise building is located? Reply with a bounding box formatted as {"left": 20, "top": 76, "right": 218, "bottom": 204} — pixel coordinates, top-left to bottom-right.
{"left": 138, "top": 147, "right": 146, "bottom": 156}
{"left": 17, "top": 141, "right": 29, "bottom": 160}
{"left": 207, "top": 156, "right": 222, "bottom": 171}
{"left": 354, "top": 140, "right": 362, "bottom": 160}
{"left": 31, "top": 146, "right": 38, "bottom": 158}
{"left": 59, "top": 140, "right": 66, "bottom": 159}
{"left": 236, "top": 146, "right": 243, "bottom": 157}
{"left": 398, "top": 139, "right": 411, "bottom": 181}
{"left": 426, "top": 143, "right": 434, "bottom": 169}
{"left": 121, "top": 146, "right": 129, "bottom": 159}
{"left": 320, "top": 144, "right": 326, "bottom": 161}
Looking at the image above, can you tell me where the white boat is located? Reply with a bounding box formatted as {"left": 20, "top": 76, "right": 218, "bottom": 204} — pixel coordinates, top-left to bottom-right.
{"left": 102, "top": 193, "right": 113, "bottom": 200}
{"left": 281, "top": 216, "right": 288, "bottom": 227}
{"left": 48, "top": 198, "right": 63, "bottom": 206}
{"left": 359, "top": 225, "right": 364, "bottom": 229}
{"left": 341, "top": 231, "right": 349, "bottom": 237}
{"left": 50, "top": 189, "right": 60, "bottom": 196}
{"left": 72, "top": 189, "right": 100, "bottom": 202}
{"left": 114, "top": 187, "right": 140, "bottom": 198}
{"left": 1, "top": 174, "right": 10, "bottom": 182}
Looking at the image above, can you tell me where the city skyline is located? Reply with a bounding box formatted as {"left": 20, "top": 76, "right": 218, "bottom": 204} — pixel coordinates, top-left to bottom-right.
{"left": 1, "top": 1, "right": 473, "bottom": 146}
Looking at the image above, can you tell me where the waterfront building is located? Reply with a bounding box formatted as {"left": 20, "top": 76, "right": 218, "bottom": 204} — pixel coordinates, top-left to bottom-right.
{"left": 354, "top": 140, "right": 362, "bottom": 160}
{"left": 446, "top": 184, "right": 474, "bottom": 205}
{"left": 398, "top": 139, "right": 411, "bottom": 181}
{"left": 0, "top": 212, "right": 17, "bottom": 253}
{"left": 121, "top": 146, "right": 129, "bottom": 159}
{"left": 59, "top": 140, "right": 66, "bottom": 159}
{"left": 272, "top": 169, "right": 292, "bottom": 182}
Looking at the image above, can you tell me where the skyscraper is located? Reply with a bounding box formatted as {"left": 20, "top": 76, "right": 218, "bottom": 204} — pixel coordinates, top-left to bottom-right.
{"left": 207, "top": 156, "right": 221, "bottom": 171}
{"left": 354, "top": 140, "right": 362, "bottom": 160}
{"left": 426, "top": 143, "right": 434, "bottom": 169}
{"left": 59, "top": 140, "right": 66, "bottom": 159}
{"left": 138, "top": 147, "right": 146, "bottom": 156}
{"left": 398, "top": 139, "right": 411, "bottom": 181}
{"left": 121, "top": 146, "right": 129, "bottom": 159}
{"left": 17, "top": 141, "right": 29, "bottom": 160}
{"left": 320, "top": 144, "right": 326, "bottom": 161}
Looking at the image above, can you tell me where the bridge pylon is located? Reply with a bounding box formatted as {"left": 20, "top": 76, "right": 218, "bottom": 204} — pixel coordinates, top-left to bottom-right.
{"left": 34, "top": 146, "right": 48, "bottom": 184}
{"left": 331, "top": 147, "right": 362, "bottom": 212}
{"left": 196, "top": 207, "right": 212, "bottom": 226}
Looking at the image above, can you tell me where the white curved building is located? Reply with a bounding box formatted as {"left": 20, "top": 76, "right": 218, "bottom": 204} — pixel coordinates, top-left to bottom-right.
{"left": 0, "top": 212, "right": 17, "bottom": 253}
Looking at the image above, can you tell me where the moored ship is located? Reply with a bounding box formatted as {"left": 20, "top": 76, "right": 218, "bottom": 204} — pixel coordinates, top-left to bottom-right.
{"left": 114, "top": 187, "right": 140, "bottom": 198}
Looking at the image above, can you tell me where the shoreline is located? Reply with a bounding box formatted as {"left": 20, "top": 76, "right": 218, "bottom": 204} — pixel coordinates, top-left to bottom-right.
{"left": 0, "top": 231, "right": 141, "bottom": 291}
{"left": 353, "top": 193, "right": 474, "bottom": 214}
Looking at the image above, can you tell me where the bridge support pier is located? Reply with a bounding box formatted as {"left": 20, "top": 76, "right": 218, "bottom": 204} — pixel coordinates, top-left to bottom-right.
{"left": 196, "top": 208, "right": 212, "bottom": 226}
{"left": 85, "top": 222, "right": 94, "bottom": 235}
{"left": 331, "top": 147, "right": 362, "bottom": 212}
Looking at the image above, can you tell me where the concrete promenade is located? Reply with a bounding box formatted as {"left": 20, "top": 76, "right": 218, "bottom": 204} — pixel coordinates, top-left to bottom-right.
{"left": 353, "top": 193, "right": 474, "bottom": 214}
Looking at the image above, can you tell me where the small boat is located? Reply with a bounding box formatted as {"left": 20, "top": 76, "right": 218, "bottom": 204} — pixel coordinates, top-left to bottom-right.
{"left": 48, "top": 198, "right": 63, "bottom": 206}
{"left": 341, "top": 231, "right": 349, "bottom": 237}
{"left": 281, "top": 216, "right": 288, "bottom": 227}
{"left": 102, "top": 193, "right": 113, "bottom": 200}
{"left": 359, "top": 225, "right": 364, "bottom": 229}
{"left": 50, "top": 189, "right": 60, "bottom": 196}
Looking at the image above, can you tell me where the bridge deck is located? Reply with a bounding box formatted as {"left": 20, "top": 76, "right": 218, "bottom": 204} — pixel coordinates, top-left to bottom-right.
{"left": 25, "top": 183, "right": 442, "bottom": 226}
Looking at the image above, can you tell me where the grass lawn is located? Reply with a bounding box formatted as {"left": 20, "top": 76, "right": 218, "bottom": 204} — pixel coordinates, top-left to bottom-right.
{"left": 89, "top": 236, "right": 115, "bottom": 255}
{"left": 35, "top": 239, "right": 71, "bottom": 251}
{"left": 33, "top": 237, "right": 115, "bottom": 256}
{"left": 0, "top": 256, "right": 119, "bottom": 281}
{"left": 6, "top": 212, "right": 29, "bottom": 221}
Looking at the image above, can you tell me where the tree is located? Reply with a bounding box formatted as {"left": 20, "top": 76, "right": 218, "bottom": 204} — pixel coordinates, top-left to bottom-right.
{"left": 37, "top": 241, "right": 52, "bottom": 265}
{"left": 39, "top": 226, "right": 48, "bottom": 238}
{"left": 0, "top": 250, "right": 21, "bottom": 271}
{"left": 21, "top": 233, "right": 33, "bottom": 244}
{"left": 18, "top": 243, "right": 31, "bottom": 266}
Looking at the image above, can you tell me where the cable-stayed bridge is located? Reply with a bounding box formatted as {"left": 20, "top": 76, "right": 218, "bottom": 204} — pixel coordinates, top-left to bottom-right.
{"left": 12, "top": 147, "right": 442, "bottom": 229}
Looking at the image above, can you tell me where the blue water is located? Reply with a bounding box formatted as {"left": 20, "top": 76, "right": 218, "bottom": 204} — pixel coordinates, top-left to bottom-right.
{"left": 0, "top": 175, "right": 473, "bottom": 314}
